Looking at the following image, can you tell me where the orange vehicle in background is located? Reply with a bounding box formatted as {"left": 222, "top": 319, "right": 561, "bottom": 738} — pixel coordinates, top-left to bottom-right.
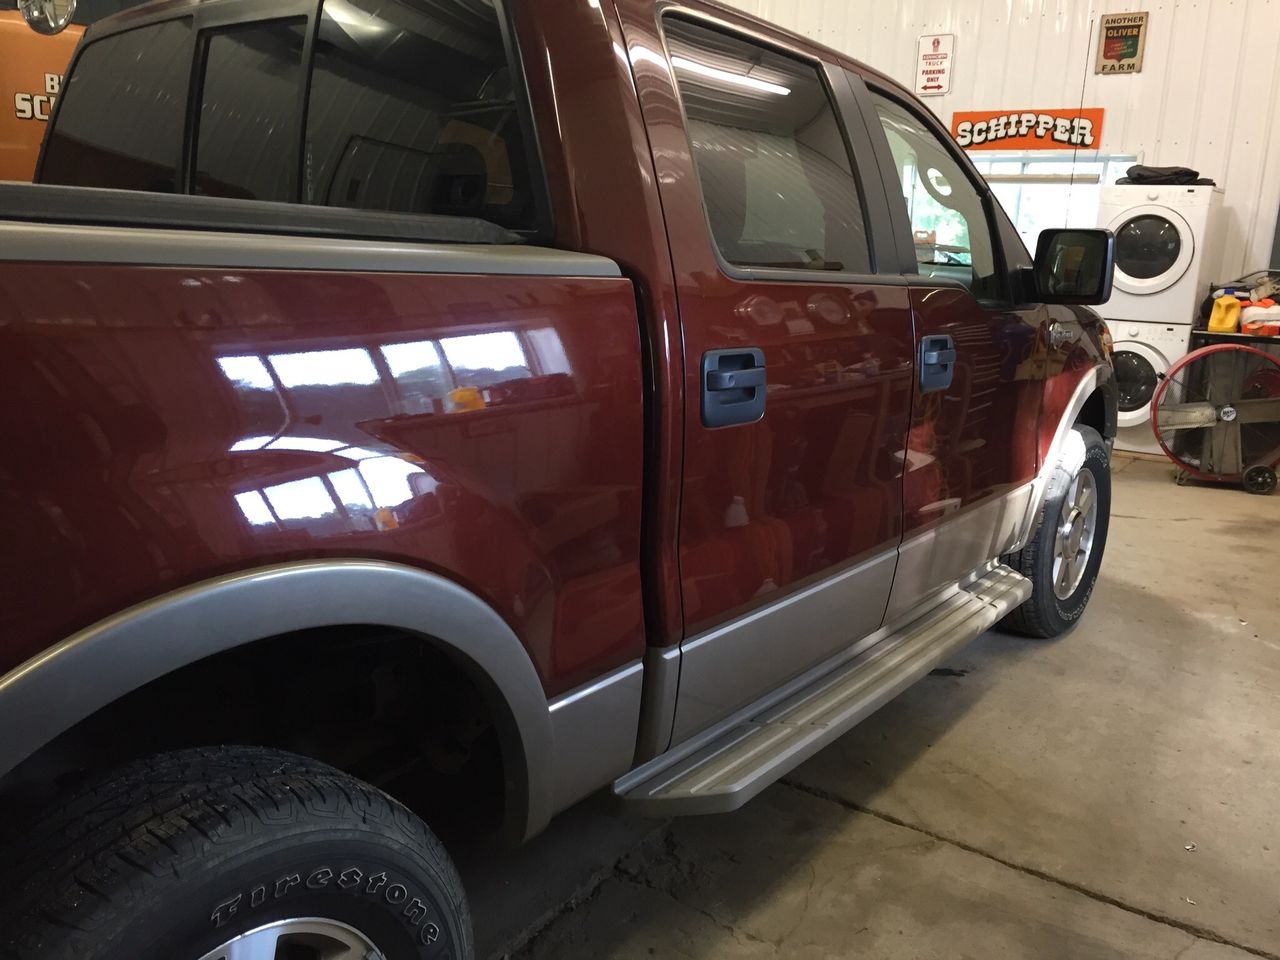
{"left": 0, "top": 9, "right": 81, "bottom": 181}
{"left": 1, "top": 0, "right": 143, "bottom": 182}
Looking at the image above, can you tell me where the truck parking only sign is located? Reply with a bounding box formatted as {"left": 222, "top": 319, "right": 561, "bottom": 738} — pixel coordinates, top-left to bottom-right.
{"left": 1096, "top": 12, "right": 1149, "bottom": 74}
{"left": 915, "top": 34, "right": 954, "bottom": 97}
{"left": 951, "top": 108, "right": 1105, "bottom": 151}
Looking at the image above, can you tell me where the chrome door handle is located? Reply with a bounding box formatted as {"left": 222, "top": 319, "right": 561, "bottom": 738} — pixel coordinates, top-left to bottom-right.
{"left": 1048, "top": 321, "right": 1079, "bottom": 350}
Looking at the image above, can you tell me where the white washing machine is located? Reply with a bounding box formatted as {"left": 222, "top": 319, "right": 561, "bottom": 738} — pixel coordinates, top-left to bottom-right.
{"left": 1098, "top": 184, "right": 1224, "bottom": 454}
{"left": 1111, "top": 320, "right": 1193, "bottom": 455}
{"left": 1098, "top": 184, "right": 1225, "bottom": 326}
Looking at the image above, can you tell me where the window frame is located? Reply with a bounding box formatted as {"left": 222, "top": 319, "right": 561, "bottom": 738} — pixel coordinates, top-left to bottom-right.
{"left": 36, "top": 0, "right": 554, "bottom": 244}
{"left": 859, "top": 81, "right": 1015, "bottom": 305}
{"left": 658, "top": 10, "right": 897, "bottom": 287}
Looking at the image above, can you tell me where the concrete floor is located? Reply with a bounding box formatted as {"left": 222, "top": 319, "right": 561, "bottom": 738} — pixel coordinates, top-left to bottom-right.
{"left": 463, "top": 457, "right": 1280, "bottom": 959}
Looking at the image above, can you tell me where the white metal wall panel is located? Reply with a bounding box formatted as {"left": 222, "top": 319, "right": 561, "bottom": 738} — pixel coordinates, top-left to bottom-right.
{"left": 718, "top": 0, "right": 1280, "bottom": 276}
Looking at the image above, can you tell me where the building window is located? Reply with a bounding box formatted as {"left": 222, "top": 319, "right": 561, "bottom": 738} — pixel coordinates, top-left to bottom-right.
{"left": 971, "top": 155, "right": 1138, "bottom": 249}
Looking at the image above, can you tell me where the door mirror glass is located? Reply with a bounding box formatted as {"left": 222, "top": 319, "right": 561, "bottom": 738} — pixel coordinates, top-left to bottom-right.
{"left": 19, "top": 0, "right": 77, "bottom": 34}
{"left": 1034, "top": 228, "right": 1115, "bottom": 304}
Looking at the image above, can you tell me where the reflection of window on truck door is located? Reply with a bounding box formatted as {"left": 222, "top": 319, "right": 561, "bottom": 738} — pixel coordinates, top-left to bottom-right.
{"left": 872, "top": 93, "right": 1000, "bottom": 300}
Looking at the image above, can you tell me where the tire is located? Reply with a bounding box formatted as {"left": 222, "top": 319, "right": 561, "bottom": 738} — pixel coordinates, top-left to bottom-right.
{"left": 1002, "top": 424, "right": 1111, "bottom": 638}
{"left": 0, "top": 746, "right": 472, "bottom": 960}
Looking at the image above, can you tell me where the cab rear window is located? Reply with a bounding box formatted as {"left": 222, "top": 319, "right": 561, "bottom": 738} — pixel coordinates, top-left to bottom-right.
{"left": 194, "top": 19, "right": 307, "bottom": 203}
{"left": 40, "top": 18, "right": 192, "bottom": 193}
{"left": 39, "top": 0, "right": 544, "bottom": 235}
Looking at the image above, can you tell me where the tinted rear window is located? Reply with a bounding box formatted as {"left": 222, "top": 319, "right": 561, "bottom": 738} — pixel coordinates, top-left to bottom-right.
{"left": 194, "top": 19, "right": 307, "bottom": 202}
{"left": 40, "top": 19, "right": 193, "bottom": 193}
{"left": 305, "top": 0, "right": 536, "bottom": 229}
{"left": 40, "top": 1, "right": 542, "bottom": 235}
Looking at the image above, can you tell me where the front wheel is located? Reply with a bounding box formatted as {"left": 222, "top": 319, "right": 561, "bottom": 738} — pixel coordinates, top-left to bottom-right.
{"left": 0, "top": 747, "right": 473, "bottom": 960}
{"left": 1002, "top": 424, "right": 1111, "bottom": 638}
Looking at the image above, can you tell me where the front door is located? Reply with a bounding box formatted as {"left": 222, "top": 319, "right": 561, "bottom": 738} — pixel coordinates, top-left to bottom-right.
{"left": 621, "top": 7, "right": 916, "bottom": 742}
{"left": 861, "top": 87, "right": 1046, "bottom": 621}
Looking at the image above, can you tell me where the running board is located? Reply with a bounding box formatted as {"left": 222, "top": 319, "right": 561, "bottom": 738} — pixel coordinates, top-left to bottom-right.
{"left": 615, "top": 564, "right": 1031, "bottom": 816}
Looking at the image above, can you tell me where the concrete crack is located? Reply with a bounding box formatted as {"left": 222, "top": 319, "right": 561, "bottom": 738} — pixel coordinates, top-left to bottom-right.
{"left": 502, "top": 824, "right": 671, "bottom": 959}
{"left": 780, "top": 778, "right": 1278, "bottom": 960}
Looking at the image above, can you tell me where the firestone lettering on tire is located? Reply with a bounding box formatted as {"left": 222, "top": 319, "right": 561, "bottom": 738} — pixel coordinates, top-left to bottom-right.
{"left": 210, "top": 864, "right": 444, "bottom": 947}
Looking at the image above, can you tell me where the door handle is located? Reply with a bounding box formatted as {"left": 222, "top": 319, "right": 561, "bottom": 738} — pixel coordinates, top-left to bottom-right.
{"left": 920, "top": 335, "right": 956, "bottom": 393}
{"left": 1048, "top": 321, "right": 1080, "bottom": 350}
{"left": 702, "top": 348, "right": 767, "bottom": 427}
{"left": 706, "top": 367, "right": 766, "bottom": 391}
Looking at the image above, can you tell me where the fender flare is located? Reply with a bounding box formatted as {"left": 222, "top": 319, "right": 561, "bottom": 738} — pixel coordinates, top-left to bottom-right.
{"left": 1011, "top": 365, "right": 1112, "bottom": 553}
{"left": 0, "top": 560, "right": 555, "bottom": 842}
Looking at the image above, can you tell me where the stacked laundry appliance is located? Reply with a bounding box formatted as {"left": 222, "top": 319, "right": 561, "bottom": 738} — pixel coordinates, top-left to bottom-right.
{"left": 1097, "top": 172, "right": 1225, "bottom": 454}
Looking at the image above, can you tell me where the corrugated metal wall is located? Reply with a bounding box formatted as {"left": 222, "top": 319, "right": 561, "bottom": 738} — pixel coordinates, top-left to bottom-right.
{"left": 719, "top": 0, "right": 1280, "bottom": 277}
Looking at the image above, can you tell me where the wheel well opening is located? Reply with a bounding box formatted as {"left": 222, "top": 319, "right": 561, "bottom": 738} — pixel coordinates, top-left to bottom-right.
{"left": 1076, "top": 389, "right": 1111, "bottom": 439}
{"left": 0, "top": 627, "right": 508, "bottom": 844}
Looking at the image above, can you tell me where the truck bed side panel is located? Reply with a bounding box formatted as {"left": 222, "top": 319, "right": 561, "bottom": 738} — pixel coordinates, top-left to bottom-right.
{"left": 0, "top": 261, "right": 646, "bottom": 697}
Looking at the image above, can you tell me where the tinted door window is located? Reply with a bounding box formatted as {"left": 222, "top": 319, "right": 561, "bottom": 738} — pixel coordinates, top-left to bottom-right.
{"left": 664, "top": 17, "right": 871, "bottom": 275}
{"left": 194, "top": 20, "right": 306, "bottom": 201}
{"left": 1115, "top": 215, "right": 1181, "bottom": 279}
{"left": 40, "top": 19, "right": 192, "bottom": 192}
{"left": 872, "top": 93, "right": 1001, "bottom": 299}
{"left": 305, "top": 0, "right": 537, "bottom": 229}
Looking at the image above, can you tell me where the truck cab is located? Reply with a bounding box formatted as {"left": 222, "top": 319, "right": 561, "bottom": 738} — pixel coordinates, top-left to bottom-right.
{"left": 0, "top": 2, "right": 1117, "bottom": 958}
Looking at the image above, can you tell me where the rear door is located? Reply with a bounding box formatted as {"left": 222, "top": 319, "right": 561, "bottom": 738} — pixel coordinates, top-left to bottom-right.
{"left": 620, "top": 8, "right": 916, "bottom": 742}
{"left": 858, "top": 84, "right": 1047, "bottom": 620}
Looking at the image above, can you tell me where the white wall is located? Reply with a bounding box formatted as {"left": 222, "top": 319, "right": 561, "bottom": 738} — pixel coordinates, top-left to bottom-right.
{"left": 719, "top": 0, "right": 1280, "bottom": 277}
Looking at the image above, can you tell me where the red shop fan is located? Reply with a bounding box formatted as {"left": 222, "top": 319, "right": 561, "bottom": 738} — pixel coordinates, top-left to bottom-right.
{"left": 1151, "top": 343, "right": 1280, "bottom": 495}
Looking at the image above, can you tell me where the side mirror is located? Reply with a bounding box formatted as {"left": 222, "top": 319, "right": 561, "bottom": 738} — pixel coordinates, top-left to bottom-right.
{"left": 1033, "top": 228, "right": 1115, "bottom": 305}
{"left": 19, "top": 0, "right": 77, "bottom": 35}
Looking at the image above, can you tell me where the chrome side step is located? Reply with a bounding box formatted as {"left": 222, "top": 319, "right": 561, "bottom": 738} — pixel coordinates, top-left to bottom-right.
{"left": 614, "top": 564, "right": 1031, "bottom": 816}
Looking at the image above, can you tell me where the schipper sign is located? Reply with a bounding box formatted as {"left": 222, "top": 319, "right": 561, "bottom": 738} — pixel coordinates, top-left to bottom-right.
{"left": 915, "top": 34, "right": 954, "bottom": 97}
{"left": 951, "top": 108, "right": 1105, "bottom": 151}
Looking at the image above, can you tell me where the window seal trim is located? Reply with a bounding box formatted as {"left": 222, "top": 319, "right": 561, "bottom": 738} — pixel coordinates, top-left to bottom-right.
{"left": 0, "top": 182, "right": 524, "bottom": 246}
{"left": 657, "top": 9, "right": 881, "bottom": 287}
{"left": 493, "top": 0, "right": 556, "bottom": 245}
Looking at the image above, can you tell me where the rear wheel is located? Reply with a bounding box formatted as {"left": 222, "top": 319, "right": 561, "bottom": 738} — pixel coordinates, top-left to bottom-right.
{"left": 0, "top": 746, "right": 472, "bottom": 960}
{"left": 1002, "top": 424, "right": 1111, "bottom": 638}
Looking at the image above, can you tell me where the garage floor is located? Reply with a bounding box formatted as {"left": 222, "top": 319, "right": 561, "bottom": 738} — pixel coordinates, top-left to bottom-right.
{"left": 462, "top": 456, "right": 1280, "bottom": 960}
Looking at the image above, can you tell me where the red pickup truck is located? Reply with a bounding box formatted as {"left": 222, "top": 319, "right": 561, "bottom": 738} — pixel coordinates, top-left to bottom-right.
{"left": 0, "top": 1, "right": 1118, "bottom": 958}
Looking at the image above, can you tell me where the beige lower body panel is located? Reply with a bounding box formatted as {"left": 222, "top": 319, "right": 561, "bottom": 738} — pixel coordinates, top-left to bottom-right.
{"left": 671, "top": 550, "right": 897, "bottom": 745}
{"left": 884, "top": 484, "right": 1033, "bottom": 624}
{"left": 616, "top": 563, "right": 1032, "bottom": 815}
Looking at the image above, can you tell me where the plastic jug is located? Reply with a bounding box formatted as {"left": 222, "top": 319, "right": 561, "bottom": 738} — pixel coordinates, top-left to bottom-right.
{"left": 1208, "top": 295, "right": 1243, "bottom": 333}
